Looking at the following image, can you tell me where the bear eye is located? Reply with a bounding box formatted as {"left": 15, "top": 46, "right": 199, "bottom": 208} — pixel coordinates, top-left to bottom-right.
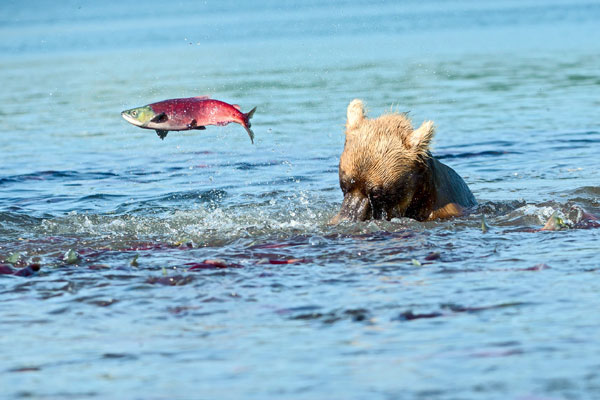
{"left": 340, "top": 177, "right": 355, "bottom": 194}
{"left": 341, "top": 180, "right": 350, "bottom": 194}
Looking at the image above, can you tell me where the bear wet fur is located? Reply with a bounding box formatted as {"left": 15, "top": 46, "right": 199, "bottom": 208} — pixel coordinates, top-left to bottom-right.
{"left": 331, "top": 99, "right": 476, "bottom": 223}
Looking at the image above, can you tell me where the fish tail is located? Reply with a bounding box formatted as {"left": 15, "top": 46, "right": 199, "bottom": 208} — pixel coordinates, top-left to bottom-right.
{"left": 243, "top": 107, "right": 257, "bottom": 144}
{"left": 244, "top": 125, "right": 255, "bottom": 144}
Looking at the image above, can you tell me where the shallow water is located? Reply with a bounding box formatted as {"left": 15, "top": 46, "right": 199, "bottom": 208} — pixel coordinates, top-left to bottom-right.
{"left": 2, "top": 1, "right": 600, "bottom": 399}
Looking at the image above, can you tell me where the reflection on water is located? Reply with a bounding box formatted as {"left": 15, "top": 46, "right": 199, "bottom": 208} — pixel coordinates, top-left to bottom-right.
{"left": 2, "top": 0, "right": 600, "bottom": 399}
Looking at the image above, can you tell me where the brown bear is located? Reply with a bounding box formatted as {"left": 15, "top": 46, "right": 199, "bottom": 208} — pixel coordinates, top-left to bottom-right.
{"left": 330, "top": 99, "right": 476, "bottom": 223}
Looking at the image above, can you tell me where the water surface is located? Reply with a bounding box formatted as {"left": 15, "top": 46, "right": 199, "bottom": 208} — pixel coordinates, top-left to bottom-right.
{"left": 1, "top": 1, "right": 600, "bottom": 399}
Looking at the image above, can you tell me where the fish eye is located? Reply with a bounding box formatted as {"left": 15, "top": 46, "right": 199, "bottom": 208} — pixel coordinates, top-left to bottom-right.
{"left": 131, "top": 110, "right": 138, "bottom": 117}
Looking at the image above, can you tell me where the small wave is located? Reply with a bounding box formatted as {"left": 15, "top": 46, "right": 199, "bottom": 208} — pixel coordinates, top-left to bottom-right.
{"left": 233, "top": 160, "right": 289, "bottom": 170}
{"left": 571, "top": 186, "right": 600, "bottom": 196}
{"left": 0, "top": 170, "right": 119, "bottom": 186}
{"left": 0, "top": 211, "right": 41, "bottom": 236}
{"left": 34, "top": 195, "right": 600, "bottom": 248}
{"left": 475, "top": 199, "right": 598, "bottom": 230}
{"left": 497, "top": 204, "right": 562, "bottom": 227}
{"left": 111, "top": 189, "right": 230, "bottom": 215}
{"left": 475, "top": 200, "right": 527, "bottom": 217}
{"left": 78, "top": 193, "right": 127, "bottom": 201}
{"left": 0, "top": 209, "right": 48, "bottom": 246}
{"left": 284, "top": 306, "right": 372, "bottom": 324}
{"left": 155, "top": 189, "right": 228, "bottom": 203}
{"left": 37, "top": 191, "right": 334, "bottom": 246}
{"left": 437, "top": 150, "right": 518, "bottom": 160}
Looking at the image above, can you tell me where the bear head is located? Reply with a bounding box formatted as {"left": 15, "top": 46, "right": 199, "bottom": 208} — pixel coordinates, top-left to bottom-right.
{"left": 331, "top": 99, "right": 436, "bottom": 223}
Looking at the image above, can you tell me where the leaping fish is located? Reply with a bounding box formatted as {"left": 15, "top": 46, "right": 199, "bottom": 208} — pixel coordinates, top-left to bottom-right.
{"left": 121, "top": 96, "right": 256, "bottom": 143}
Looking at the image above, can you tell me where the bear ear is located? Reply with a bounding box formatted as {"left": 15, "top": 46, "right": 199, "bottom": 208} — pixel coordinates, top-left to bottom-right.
{"left": 409, "top": 121, "right": 435, "bottom": 154}
{"left": 346, "top": 99, "right": 366, "bottom": 131}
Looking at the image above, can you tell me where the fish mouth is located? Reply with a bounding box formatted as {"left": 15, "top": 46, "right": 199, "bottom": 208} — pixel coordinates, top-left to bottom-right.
{"left": 121, "top": 111, "right": 144, "bottom": 127}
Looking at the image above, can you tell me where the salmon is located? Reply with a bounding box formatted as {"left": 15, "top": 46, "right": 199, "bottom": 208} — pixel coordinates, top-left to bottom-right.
{"left": 121, "top": 96, "right": 256, "bottom": 143}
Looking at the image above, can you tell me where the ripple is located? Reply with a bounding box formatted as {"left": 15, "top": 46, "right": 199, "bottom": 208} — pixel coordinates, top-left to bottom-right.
{"left": 437, "top": 150, "right": 519, "bottom": 160}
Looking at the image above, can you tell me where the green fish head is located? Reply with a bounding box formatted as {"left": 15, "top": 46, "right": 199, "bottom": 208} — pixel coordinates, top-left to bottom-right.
{"left": 121, "top": 105, "right": 155, "bottom": 127}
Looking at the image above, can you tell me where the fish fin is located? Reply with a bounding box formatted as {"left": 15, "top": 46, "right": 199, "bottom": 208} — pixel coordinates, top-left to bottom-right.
{"left": 156, "top": 130, "right": 169, "bottom": 140}
{"left": 245, "top": 106, "right": 257, "bottom": 124}
{"left": 187, "top": 119, "right": 207, "bottom": 130}
{"left": 481, "top": 214, "right": 490, "bottom": 233}
{"left": 232, "top": 104, "right": 241, "bottom": 111}
{"left": 194, "top": 96, "right": 210, "bottom": 100}
{"left": 150, "top": 113, "right": 168, "bottom": 123}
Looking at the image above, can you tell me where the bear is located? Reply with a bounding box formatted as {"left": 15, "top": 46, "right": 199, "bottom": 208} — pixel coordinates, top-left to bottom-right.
{"left": 330, "top": 99, "right": 476, "bottom": 224}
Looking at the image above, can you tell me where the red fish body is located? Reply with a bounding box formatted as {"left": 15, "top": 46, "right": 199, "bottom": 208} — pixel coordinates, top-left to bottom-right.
{"left": 121, "top": 96, "right": 256, "bottom": 143}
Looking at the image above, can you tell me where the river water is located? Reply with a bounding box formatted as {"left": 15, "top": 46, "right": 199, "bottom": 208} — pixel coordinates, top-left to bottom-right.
{"left": 1, "top": 1, "right": 600, "bottom": 399}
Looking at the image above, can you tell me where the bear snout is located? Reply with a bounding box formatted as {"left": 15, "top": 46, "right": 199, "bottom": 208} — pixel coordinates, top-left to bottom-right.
{"left": 330, "top": 192, "right": 372, "bottom": 224}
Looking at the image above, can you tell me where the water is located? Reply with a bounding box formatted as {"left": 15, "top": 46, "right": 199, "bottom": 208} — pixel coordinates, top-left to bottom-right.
{"left": 2, "top": 1, "right": 600, "bottom": 398}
